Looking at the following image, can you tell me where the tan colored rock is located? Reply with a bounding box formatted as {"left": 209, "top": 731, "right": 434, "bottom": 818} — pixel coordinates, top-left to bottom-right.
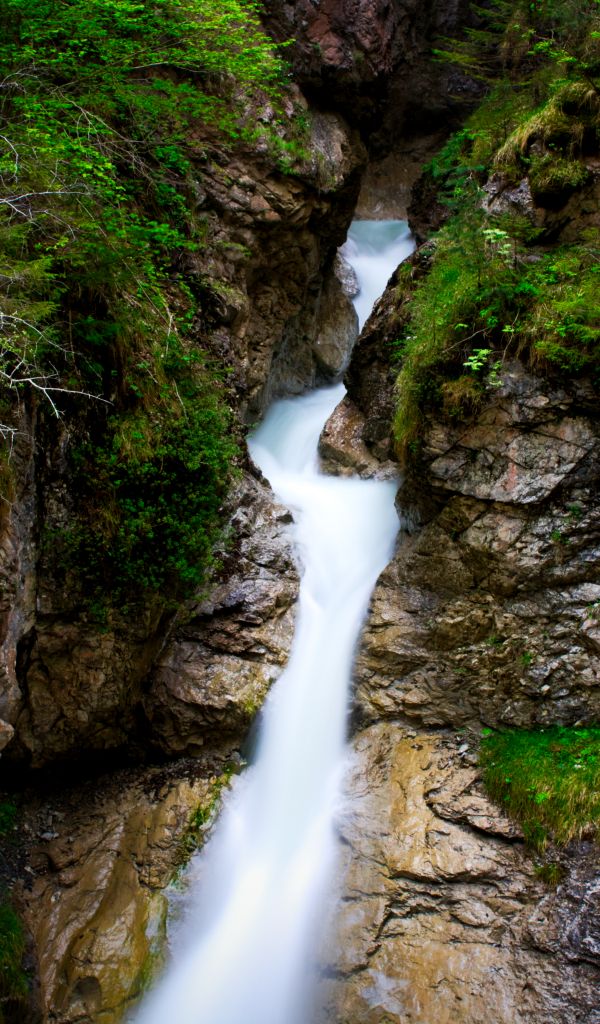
{"left": 347, "top": 359, "right": 600, "bottom": 732}
{"left": 317, "top": 723, "right": 600, "bottom": 1024}
{"left": 319, "top": 395, "right": 397, "bottom": 478}
{"left": 21, "top": 761, "right": 225, "bottom": 1024}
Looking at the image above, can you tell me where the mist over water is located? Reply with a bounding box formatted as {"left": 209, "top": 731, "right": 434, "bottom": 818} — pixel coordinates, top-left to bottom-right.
{"left": 133, "top": 220, "right": 413, "bottom": 1024}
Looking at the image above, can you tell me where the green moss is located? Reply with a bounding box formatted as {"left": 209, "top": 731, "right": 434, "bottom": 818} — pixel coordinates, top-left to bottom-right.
{"left": 394, "top": 170, "right": 599, "bottom": 453}
{"left": 0, "top": 899, "right": 29, "bottom": 1019}
{"left": 176, "top": 768, "right": 235, "bottom": 868}
{"left": 0, "top": 802, "right": 17, "bottom": 838}
{"left": 49, "top": 342, "right": 240, "bottom": 610}
{"left": 480, "top": 726, "right": 600, "bottom": 851}
{"left": 395, "top": 1, "right": 600, "bottom": 451}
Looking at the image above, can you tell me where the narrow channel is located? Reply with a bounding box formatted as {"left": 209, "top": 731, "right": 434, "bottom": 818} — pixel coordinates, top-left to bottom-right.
{"left": 133, "top": 220, "right": 414, "bottom": 1024}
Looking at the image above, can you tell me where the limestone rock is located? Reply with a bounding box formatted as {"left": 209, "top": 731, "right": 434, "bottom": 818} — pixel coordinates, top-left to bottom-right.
{"left": 333, "top": 252, "right": 359, "bottom": 298}
{"left": 20, "top": 759, "right": 227, "bottom": 1024}
{"left": 319, "top": 396, "right": 397, "bottom": 478}
{"left": 348, "top": 345, "right": 600, "bottom": 732}
{"left": 317, "top": 723, "right": 600, "bottom": 1024}
{"left": 144, "top": 474, "right": 299, "bottom": 755}
{"left": 262, "top": 0, "right": 477, "bottom": 140}
{"left": 311, "top": 271, "right": 358, "bottom": 379}
{"left": 1, "top": 106, "right": 363, "bottom": 767}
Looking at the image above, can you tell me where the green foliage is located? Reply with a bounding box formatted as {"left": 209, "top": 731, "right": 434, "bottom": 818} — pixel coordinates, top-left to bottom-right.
{"left": 535, "top": 860, "right": 565, "bottom": 885}
{"left": 0, "top": 899, "right": 28, "bottom": 1017}
{"left": 393, "top": 198, "right": 518, "bottom": 448}
{"left": 0, "top": 0, "right": 299, "bottom": 604}
{"left": 0, "top": 0, "right": 293, "bottom": 397}
{"left": 394, "top": 1, "right": 600, "bottom": 451}
{"left": 0, "top": 803, "right": 16, "bottom": 838}
{"left": 49, "top": 343, "right": 239, "bottom": 608}
{"left": 480, "top": 726, "right": 600, "bottom": 850}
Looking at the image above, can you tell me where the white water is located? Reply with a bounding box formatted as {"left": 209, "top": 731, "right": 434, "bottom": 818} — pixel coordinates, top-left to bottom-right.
{"left": 341, "top": 219, "right": 414, "bottom": 329}
{"left": 133, "top": 220, "right": 413, "bottom": 1024}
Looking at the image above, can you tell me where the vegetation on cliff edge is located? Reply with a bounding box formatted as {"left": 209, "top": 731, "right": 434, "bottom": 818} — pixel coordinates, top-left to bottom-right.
{"left": 393, "top": 0, "right": 600, "bottom": 451}
{"left": 480, "top": 726, "right": 600, "bottom": 851}
{"left": 0, "top": 0, "right": 297, "bottom": 608}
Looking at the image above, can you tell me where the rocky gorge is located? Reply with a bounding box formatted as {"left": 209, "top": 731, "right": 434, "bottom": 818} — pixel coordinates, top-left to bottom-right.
{"left": 1, "top": 1, "right": 599, "bottom": 1022}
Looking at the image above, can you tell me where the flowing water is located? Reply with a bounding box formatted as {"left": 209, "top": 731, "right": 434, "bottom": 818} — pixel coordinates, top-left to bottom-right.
{"left": 341, "top": 219, "right": 414, "bottom": 329}
{"left": 133, "top": 220, "right": 414, "bottom": 1024}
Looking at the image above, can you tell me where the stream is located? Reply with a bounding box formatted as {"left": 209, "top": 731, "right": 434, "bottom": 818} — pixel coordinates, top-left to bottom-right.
{"left": 133, "top": 219, "right": 414, "bottom": 1024}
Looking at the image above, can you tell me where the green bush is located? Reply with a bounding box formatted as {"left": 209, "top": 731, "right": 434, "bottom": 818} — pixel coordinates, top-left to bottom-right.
{"left": 394, "top": 1, "right": 600, "bottom": 451}
{"left": 0, "top": 0, "right": 299, "bottom": 606}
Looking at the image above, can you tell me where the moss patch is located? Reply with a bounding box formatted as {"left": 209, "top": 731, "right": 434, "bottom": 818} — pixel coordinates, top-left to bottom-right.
{"left": 0, "top": 899, "right": 29, "bottom": 1021}
{"left": 480, "top": 726, "right": 600, "bottom": 851}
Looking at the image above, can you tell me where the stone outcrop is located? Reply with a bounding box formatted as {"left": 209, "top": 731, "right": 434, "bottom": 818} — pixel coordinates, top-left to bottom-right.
{"left": 17, "top": 756, "right": 231, "bottom": 1024}
{"left": 484, "top": 167, "right": 600, "bottom": 243}
{"left": 317, "top": 188, "right": 600, "bottom": 1022}
{"left": 317, "top": 723, "right": 600, "bottom": 1024}
{"left": 196, "top": 109, "right": 365, "bottom": 419}
{"left": 262, "top": 0, "right": 479, "bottom": 144}
{"left": 0, "top": 109, "right": 364, "bottom": 769}
{"left": 351, "top": 363, "right": 600, "bottom": 732}
{"left": 144, "top": 473, "right": 299, "bottom": 756}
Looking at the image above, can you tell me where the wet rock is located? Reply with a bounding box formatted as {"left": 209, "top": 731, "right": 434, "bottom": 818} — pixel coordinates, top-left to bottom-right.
{"left": 343, "top": 244, "right": 431, "bottom": 461}
{"left": 317, "top": 723, "right": 600, "bottom": 1024}
{"left": 1, "top": 106, "right": 364, "bottom": 768}
{"left": 19, "top": 759, "right": 227, "bottom": 1024}
{"left": 312, "top": 272, "right": 358, "bottom": 379}
{"left": 319, "top": 396, "right": 397, "bottom": 479}
{"left": 334, "top": 252, "right": 359, "bottom": 298}
{"left": 144, "top": 474, "right": 299, "bottom": 755}
{"left": 350, "top": 358, "right": 600, "bottom": 732}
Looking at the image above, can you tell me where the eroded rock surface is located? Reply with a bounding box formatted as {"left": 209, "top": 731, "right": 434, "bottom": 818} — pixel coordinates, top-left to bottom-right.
{"left": 18, "top": 758, "right": 230, "bottom": 1024}
{"left": 145, "top": 474, "right": 299, "bottom": 756}
{"left": 0, "top": 109, "right": 363, "bottom": 769}
{"left": 318, "top": 724, "right": 600, "bottom": 1024}
{"left": 352, "top": 364, "right": 600, "bottom": 731}
{"left": 262, "top": 0, "right": 477, "bottom": 141}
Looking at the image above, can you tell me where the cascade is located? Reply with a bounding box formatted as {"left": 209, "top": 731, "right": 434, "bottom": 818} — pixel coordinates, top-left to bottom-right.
{"left": 133, "top": 219, "right": 414, "bottom": 1024}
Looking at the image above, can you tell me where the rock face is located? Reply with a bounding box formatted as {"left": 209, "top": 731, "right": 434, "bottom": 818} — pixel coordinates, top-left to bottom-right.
{"left": 0, "top": 109, "right": 364, "bottom": 769}
{"left": 197, "top": 109, "right": 365, "bottom": 419}
{"left": 144, "top": 474, "right": 299, "bottom": 756}
{"left": 262, "top": 0, "right": 478, "bottom": 143}
{"left": 318, "top": 724, "right": 600, "bottom": 1024}
{"left": 18, "top": 757, "right": 231, "bottom": 1024}
{"left": 352, "top": 363, "right": 600, "bottom": 732}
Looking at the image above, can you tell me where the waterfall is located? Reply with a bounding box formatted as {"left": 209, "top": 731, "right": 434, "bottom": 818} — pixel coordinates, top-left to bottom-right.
{"left": 133, "top": 219, "right": 414, "bottom": 1024}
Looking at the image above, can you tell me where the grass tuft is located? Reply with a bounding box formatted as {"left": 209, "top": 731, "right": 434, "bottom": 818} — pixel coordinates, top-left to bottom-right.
{"left": 480, "top": 726, "right": 600, "bottom": 851}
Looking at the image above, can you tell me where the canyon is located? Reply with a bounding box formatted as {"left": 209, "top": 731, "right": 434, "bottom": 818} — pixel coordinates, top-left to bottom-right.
{"left": 0, "top": 2, "right": 599, "bottom": 1022}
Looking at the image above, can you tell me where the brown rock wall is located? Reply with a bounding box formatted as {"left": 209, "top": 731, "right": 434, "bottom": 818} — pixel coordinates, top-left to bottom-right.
{"left": 351, "top": 363, "right": 600, "bottom": 733}
{"left": 318, "top": 724, "right": 600, "bottom": 1024}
